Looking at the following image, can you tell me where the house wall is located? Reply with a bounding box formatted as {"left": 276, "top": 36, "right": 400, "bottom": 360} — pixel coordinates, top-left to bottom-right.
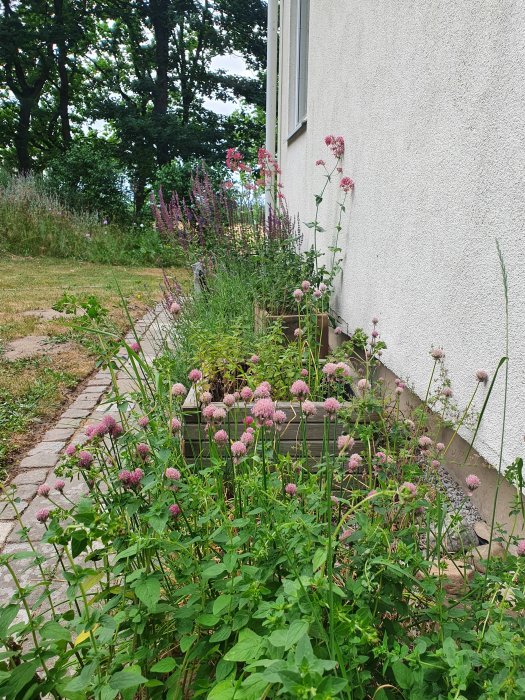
{"left": 278, "top": 1, "right": 525, "bottom": 473}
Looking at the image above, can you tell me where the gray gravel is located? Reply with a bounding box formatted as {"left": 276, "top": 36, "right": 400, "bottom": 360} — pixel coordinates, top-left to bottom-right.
{"left": 423, "top": 461, "right": 484, "bottom": 526}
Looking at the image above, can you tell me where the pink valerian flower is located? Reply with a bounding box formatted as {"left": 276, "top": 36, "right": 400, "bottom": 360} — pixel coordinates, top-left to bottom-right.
{"left": 223, "top": 180, "right": 234, "bottom": 190}
{"left": 170, "top": 302, "right": 181, "bottom": 315}
{"left": 129, "top": 341, "right": 141, "bottom": 353}
{"left": 240, "top": 386, "right": 254, "bottom": 402}
{"left": 324, "top": 135, "right": 345, "bottom": 158}
{"left": 226, "top": 147, "right": 243, "bottom": 172}
{"left": 323, "top": 397, "right": 341, "bottom": 416}
{"left": 338, "top": 434, "right": 355, "bottom": 452}
{"left": 231, "top": 441, "right": 247, "bottom": 460}
{"left": 171, "top": 383, "right": 187, "bottom": 397}
{"left": 285, "top": 482, "right": 298, "bottom": 496}
{"left": 223, "top": 394, "right": 236, "bottom": 408}
{"left": 138, "top": 416, "right": 149, "bottom": 428}
{"left": 188, "top": 369, "right": 203, "bottom": 383}
{"left": 476, "top": 370, "right": 489, "bottom": 383}
{"left": 169, "top": 503, "right": 181, "bottom": 518}
{"left": 302, "top": 400, "right": 317, "bottom": 417}
{"left": 165, "top": 467, "right": 181, "bottom": 481}
{"left": 136, "top": 443, "right": 150, "bottom": 460}
{"left": 254, "top": 381, "right": 272, "bottom": 399}
{"left": 465, "top": 474, "right": 481, "bottom": 491}
{"left": 78, "top": 450, "right": 94, "bottom": 468}
{"left": 240, "top": 430, "right": 254, "bottom": 446}
{"left": 418, "top": 435, "right": 433, "bottom": 448}
{"left": 273, "top": 410, "right": 287, "bottom": 426}
{"left": 290, "top": 380, "right": 310, "bottom": 400}
{"left": 213, "top": 408, "right": 226, "bottom": 424}
{"left": 250, "top": 354, "right": 260, "bottom": 364}
{"left": 315, "top": 159, "right": 325, "bottom": 166}
{"left": 430, "top": 348, "right": 445, "bottom": 360}
{"left": 301, "top": 280, "right": 311, "bottom": 291}
{"left": 36, "top": 508, "right": 50, "bottom": 523}
{"left": 340, "top": 177, "right": 355, "bottom": 193}
{"left": 202, "top": 405, "right": 216, "bottom": 423}
{"left": 54, "top": 479, "right": 65, "bottom": 492}
{"left": 171, "top": 417, "right": 182, "bottom": 433}
{"left": 516, "top": 540, "right": 525, "bottom": 556}
{"left": 293, "top": 289, "right": 304, "bottom": 302}
{"left": 213, "top": 429, "right": 229, "bottom": 447}
{"left": 252, "top": 398, "right": 275, "bottom": 424}
{"left": 65, "top": 443, "right": 76, "bottom": 456}
{"left": 400, "top": 481, "right": 417, "bottom": 497}
{"left": 37, "top": 484, "right": 50, "bottom": 497}
{"left": 200, "top": 391, "right": 213, "bottom": 405}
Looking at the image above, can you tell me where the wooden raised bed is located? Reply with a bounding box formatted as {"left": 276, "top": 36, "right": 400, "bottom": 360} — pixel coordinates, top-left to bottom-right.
{"left": 182, "top": 387, "right": 368, "bottom": 463}
{"left": 254, "top": 305, "right": 330, "bottom": 358}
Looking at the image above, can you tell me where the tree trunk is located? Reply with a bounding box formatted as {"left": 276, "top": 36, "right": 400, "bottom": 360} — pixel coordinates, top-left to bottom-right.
{"left": 15, "top": 97, "right": 33, "bottom": 173}
{"left": 150, "top": 0, "right": 170, "bottom": 166}
{"left": 54, "top": 0, "right": 72, "bottom": 148}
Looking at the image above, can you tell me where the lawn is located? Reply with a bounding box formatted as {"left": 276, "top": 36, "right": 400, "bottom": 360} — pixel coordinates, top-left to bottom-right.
{"left": 0, "top": 255, "right": 188, "bottom": 479}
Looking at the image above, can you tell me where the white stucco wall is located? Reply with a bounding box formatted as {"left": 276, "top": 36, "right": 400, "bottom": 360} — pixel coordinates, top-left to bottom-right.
{"left": 278, "top": 0, "right": 525, "bottom": 469}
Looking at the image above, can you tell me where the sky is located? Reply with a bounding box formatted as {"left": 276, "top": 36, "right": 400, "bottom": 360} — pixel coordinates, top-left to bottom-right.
{"left": 203, "top": 54, "right": 256, "bottom": 116}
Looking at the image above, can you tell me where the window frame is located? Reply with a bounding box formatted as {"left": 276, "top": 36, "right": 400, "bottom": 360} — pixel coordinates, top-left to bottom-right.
{"left": 288, "top": 0, "right": 310, "bottom": 141}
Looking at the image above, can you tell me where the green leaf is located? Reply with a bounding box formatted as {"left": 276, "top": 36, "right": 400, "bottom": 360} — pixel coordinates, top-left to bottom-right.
{"left": 197, "top": 613, "right": 220, "bottom": 627}
{"left": 40, "top": 620, "right": 71, "bottom": 642}
{"left": 202, "top": 563, "right": 226, "bottom": 580}
{"left": 207, "top": 679, "right": 236, "bottom": 700}
{"left": 210, "top": 625, "right": 232, "bottom": 643}
{"left": 213, "top": 594, "right": 232, "bottom": 616}
{"left": 268, "top": 620, "right": 309, "bottom": 650}
{"left": 225, "top": 629, "right": 265, "bottom": 662}
{"left": 150, "top": 658, "right": 177, "bottom": 673}
{"left": 109, "top": 669, "right": 148, "bottom": 691}
{"left": 392, "top": 661, "right": 413, "bottom": 690}
{"left": 312, "top": 548, "right": 326, "bottom": 572}
{"left": 180, "top": 634, "right": 196, "bottom": 652}
{"left": 134, "top": 576, "right": 161, "bottom": 610}
{"left": 0, "top": 604, "right": 19, "bottom": 638}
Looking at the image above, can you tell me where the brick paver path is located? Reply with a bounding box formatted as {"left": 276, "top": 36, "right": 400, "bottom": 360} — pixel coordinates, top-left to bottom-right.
{"left": 0, "top": 303, "right": 171, "bottom": 603}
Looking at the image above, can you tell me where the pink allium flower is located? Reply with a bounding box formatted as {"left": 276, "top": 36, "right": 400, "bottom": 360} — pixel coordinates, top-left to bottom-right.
{"left": 213, "top": 429, "right": 229, "bottom": 446}
{"left": 78, "top": 450, "right": 94, "bottom": 468}
{"left": 138, "top": 416, "right": 149, "bottom": 428}
{"left": 319, "top": 283, "right": 327, "bottom": 293}
{"left": 165, "top": 467, "right": 181, "bottom": 480}
{"left": 169, "top": 503, "right": 181, "bottom": 518}
{"left": 441, "top": 387, "right": 453, "bottom": 398}
{"left": 313, "top": 289, "right": 322, "bottom": 299}
{"left": 431, "top": 460, "right": 441, "bottom": 468}
{"left": 37, "top": 484, "right": 50, "bottom": 497}
{"left": 273, "top": 410, "right": 287, "bottom": 425}
{"left": 294, "top": 327, "right": 303, "bottom": 338}
{"left": 465, "top": 474, "right": 481, "bottom": 491}
{"left": 372, "top": 316, "right": 379, "bottom": 325}
{"left": 250, "top": 354, "right": 260, "bottom": 364}
{"left": 334, "top": 326, "right": 343, "bottom": 335}
{"left": 418, "top": 435, "right": 433, "bottom": 448}
{"left": 335, "top": 362, "right": 352, "bottom": 377}
{"left": 254, "top": 381, "right": 272, "bottom": 399}
{"left": 93, "top": 421, "right": 109, "bottom": 438}
{"left": 240, "top": 386, "right": 254, "bottom": 402}
{"left": 430, "top": 348, "right": 445, "bottom": 360}
{"left": 240, "top": 430, "right": 254, "bottom": 446}
{"left": 234, "top": 391, "right": 240, "bottom": 401}
{"left": 171, "top": 383, "right": 187, "bottom": 397}
{"left": 54, "top": 479, "right": 65, "bottom": 492}
{"left": 213, "top": 407, "right": 226, "bottom": 423}
{"left": 118, "top": 469, "right": 131, "bottom": 485}
{"left": 202, "top": 405, "right": 216, "bottom": 422}
{"left": 129, "top": 342, "right": 141, "bottom": 353}
{"left": 84, "top": 424, "right": 95, "bottom": 438}
{"left": 395, "top": 386, "right": 404, "bottom": 395}
{"left": 400, "top": 481, "right": 417, "bottom": 497}
{"left": 171, "top": 417, "right": 182, "bottom": 433}
{"left": 517, "top": 540, "right": 525, "bottom": 556}
{"left": 302, "top": 400, "right": 317, "bottom": 417}
{"left": 136, "top": 442, "right": 150, "bottom": 459}
{"left": 476, "top": 370, "right": 489, "bottom": 383}
{"left": 300, "top": 368, "right": 308, "bottom": 377}
{"left": 103, "top": 415, "right": 116, "bottom": 431}
{"left": 290, "top": 380, "right": 310, "bottom": 400}
{"left": 223, "top": 393, "right": 236, "bottom": 408}
{"left": 188, "top": 369, "right": 202, "bottom": 383}
{"left": 36, "top": 508, "right": 50, "bottom": 523}
{"left": 301, "top": 280, "right": 311, "bottom": 291}
{"left": 252, "top": 398, "right": 275, "bottom": 423}
{"left": 285, "top": 482, "right": 297, "bottom": 496}
{"left": 405, "top": 419, "right": 415, "bottom": 431}
{"left": 293, "top": 289, "right": 304, "bottom": 302}
{"left": 315, "top": 159, "right": 325, "bottom": 166}
{"left": 357, "top": 378, "right": 370, "bottom": 392}
{"left": 340, "top": 177, "right": 355, "bottom": 193}
{"left": 244, "top": 415, "right": 254, "bottom": 426}
{"left": 110, "top": 423, "right": 123, "bottom": 438}
{"left": 375, "top": 451, "right": 387, "bottom": 463}
{"left": 231, "top": 441, "right": 247, "bottom": 459}
{"left": 347, "top": 453, "right": 362, "bottom": 472}
{"left": 129, "top": 468, "right": 144, "bottom": 486}
{"left": 169, "top": 302, "right": 181, "bottom": 315}
{"left": 200, "top": 391, "right": 213, "bottom": 405}
{"left": 331, "top": 495, "right": 339, "bottom": 505}
{"left": 338, "top": 434, "right": 355, "bottom": 452}
{"left": 436, "top": 442, "right": 445, "bottom": 452}
{"left": 323, "top": 362, "right": 338, "bottom": 378}
{"left": 323, "top": 397, "right": 341, "bottom": 416}
{"left": 264, "top": 419, "right": 274, "bottom": 428}
{"left": 65, "top": 443, "right": 76, "bottom": 456}
{"left": 371, "top": 330, "right": 379, "bottom": 339}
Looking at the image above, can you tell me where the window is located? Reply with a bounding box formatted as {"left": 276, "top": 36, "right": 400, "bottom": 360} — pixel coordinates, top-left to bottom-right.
{"left": 289, "top": 0, "right": 310, "bottom": 136}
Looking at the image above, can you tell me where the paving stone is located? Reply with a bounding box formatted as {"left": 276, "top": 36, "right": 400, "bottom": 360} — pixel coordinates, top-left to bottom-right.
{"left": 11, "top": 469, "right": 49, "bottom": 486}
{"left": 19, "top": 453, "right": 59, "bottom": 469}
{"left": 0, "top": 501, "right": 29, "bottom": 520}
{"left": 9, "top": 483, "right": 39, "bottom": 502}
{"left": 83, "top": 385, "right": 106, "bottom": 393}
{"left": 0, "top": 521, "right": 13, "bottom": 547}
{"left": 61, "top": 408, "right": 90, "bottom": 419}
{"left": 55, "top": 418, "right": 82, "bottom": 429}
{"left": 28, "top": 441, "right": 64, "bottom": 456}
{"left": 42, "top": 427, "right": 76, "bottom": 441}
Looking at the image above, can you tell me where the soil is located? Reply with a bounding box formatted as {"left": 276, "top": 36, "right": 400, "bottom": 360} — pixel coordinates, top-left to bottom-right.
{"left": 21, "top": 308, "right": 86, "bottom": 321}
{"left": 4, "top": 336, "right": 75, "bottom": 361}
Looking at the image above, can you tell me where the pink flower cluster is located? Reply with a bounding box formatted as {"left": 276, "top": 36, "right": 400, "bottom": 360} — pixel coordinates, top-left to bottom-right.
{"left": 118, "top": 468, "right": 144, "bottom": 488}
{"left": 325, "top": 135, "right": 345, "bottom": 159}
{"left": 323, "top": 362, "right": 352, "bottom": 379}
{"left": 252, "top": 397, "right": 275, "bottom": 425}
{"left": 290, "top": 380, "right": 310, "bottom": 400}
{"left": 340, "top": 177, "right": 354, "bottom": 193}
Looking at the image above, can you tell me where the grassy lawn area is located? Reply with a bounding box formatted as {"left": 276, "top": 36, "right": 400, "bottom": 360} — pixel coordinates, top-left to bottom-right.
{"left": 0, "top": 255, "right": 188, "bottom": 479}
